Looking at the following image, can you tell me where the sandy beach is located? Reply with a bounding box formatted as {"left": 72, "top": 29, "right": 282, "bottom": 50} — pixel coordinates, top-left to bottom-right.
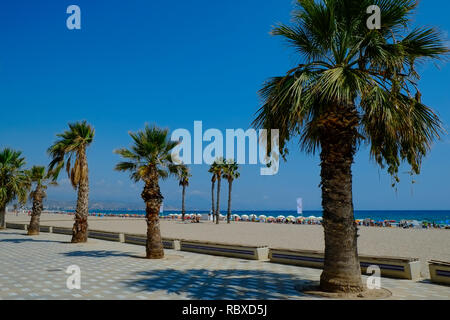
{"left": 6, "top": 212, "right": 450, "bottom": 277}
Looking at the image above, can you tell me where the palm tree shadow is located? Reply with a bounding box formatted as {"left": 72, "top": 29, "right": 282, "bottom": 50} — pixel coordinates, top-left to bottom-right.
{"left": 122, "top": 268, "right": 315, "bottom": 300}
{"left": 61, "top": 250, "right": 140, "bottom": 259}
{"left": 0, "top": 238, "right": 65, "bottom": 244}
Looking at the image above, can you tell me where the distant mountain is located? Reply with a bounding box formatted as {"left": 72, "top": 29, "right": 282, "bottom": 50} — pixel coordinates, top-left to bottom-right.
{"left": 42, "top": 199, "right": 179, "bottom": 211}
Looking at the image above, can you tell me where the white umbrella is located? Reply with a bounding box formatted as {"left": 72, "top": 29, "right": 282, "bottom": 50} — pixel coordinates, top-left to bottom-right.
{"left": 287, "top": 215, "right": 296, "bottom": 220}
{"left": 241, "top": 215, "right": 249, "bottom": 220}
{"left": 259, "top": 215, "right": 267, "bottom": 219}
{"left": 249, "top": 214, "right": 257, "bottom": 218}
{"left": 308, "top": 216, "right": 317, "bottom": 219}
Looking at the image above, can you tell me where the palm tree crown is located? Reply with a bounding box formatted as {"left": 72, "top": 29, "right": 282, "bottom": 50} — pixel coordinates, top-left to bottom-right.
{"left": 47, "top": 121, "right": 95, "bottom": 186}
{"left": 27, "top": 166, "right": 56, "bottom": 197}
{"left": 254, "top": 0, "right": 448, "bottom": 182}
{"left": 177, "top": 165, "right": 191, "bottom": 187}
{"left": 222, "top": 159, "right": 240, "bottom": 183}
{"left": 114, "top": 125, "right": 179, "bottom": 181}
{"left": 0, "top": 148, "right": 29, "bottom": 208}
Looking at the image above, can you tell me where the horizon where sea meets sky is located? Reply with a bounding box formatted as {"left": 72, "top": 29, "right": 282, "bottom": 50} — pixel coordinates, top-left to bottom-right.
{"left": 1, "top": 0, "right": 450, "bottom": 211}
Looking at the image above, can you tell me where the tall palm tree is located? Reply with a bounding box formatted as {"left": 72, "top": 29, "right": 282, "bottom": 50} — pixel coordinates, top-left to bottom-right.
{"left": 48, "top": 121, "right": 95, "bottom": 243}
{"left": 222, "top": 159, "right": 240, "bottom": 224}
{"left": 26, "top": 166, "right": 57, "bottom": 235}
{"left": 208, "top": 165, "right": 217, "bottom": 222}
{"left": 114, "top": 125, "right": 179, "bottom": 259}
{"left": 176, "top": 165, "right": 191, "bottom": 221}
{"left": 254, "top": 0, "right": 447, "bottom": 293}
{"left": 210, "top": 158, "right": 225, "bottom": 224}
{"left": 0, "top": 148, "right": 29, "bottom": 229}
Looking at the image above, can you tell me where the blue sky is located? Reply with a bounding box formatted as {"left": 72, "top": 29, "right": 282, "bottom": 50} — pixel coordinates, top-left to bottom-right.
{"left": 0, "top": 0, "right": 449, "bottom": 211}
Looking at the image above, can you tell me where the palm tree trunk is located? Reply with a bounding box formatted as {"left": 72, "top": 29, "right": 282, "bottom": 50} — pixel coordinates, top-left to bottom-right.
{"left": 227, "top": 180, "right": 232, "bottom": 224}
{"left": 72, "top": 151, "right": 89, "bottom": 243}
{"left": 211, "top": 179, "right": 215, "bottom": 223}
{"left": 216, "top": 176, "right": 221, "bottom": 224}
{"left": 0, "top": 205, "right": 6, "bottom": 229}
{"left": 181, "top": 185, "right": 186, "bottom": 221}
{"left": 28, "top": 187, "right": 44, "bottom": 235}
{"left": 141, "top": 167, "right": 164, "bottom": 259}
{"left": 319, "top": 107, "right": 364, "bottom": 293}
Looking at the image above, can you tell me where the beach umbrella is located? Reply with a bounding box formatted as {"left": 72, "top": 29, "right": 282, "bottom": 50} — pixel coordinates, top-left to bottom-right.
{"left": 249, "top": 214, "right": 257, "bottom": 218}
{"left": 258, "top": 215, "right": 267, "bottom": 219}
{"left": 241, "top": 214, "right": 249, "bottom": 221}
{"left": 308, "top": 216, "right": 317, "bottom": 219}
{"left": 267, "top": 216, "right": 275, "bottom": 222}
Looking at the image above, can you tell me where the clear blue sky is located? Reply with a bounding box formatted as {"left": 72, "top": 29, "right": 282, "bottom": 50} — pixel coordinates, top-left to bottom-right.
{"left": 1, "top": 0, "right": 449, "bottom": 211}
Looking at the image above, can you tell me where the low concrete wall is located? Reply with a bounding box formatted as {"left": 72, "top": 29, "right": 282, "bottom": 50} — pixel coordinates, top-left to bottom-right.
{"left": 124, "top": 233, "right": 180, "bottom": 250}
{"left": 88, "top": 230, "right": 122, "bottom": 242}
{"left": 429, "top": 260, "right": 450, "bottom": 285}
{"left": 52, "top": 226, "right": 73, "bottom": 235}
{"left": 39, "top": 225, "right": 52, "bottom": 233}
{"left": 269, "top": 248, "right": 421, "bottom": 280}
{"left": 180, "top": 240, "right": 269, "bottom": 260}
{"left": 5, "top": 222, "right": 27, "bottom": 231}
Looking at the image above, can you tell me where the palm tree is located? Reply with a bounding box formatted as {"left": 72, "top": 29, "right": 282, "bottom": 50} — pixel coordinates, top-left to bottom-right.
{"left": 48, "top": 121, "right": 95, "bottom": 243}
{"left": 208, "top": 165, "right": 217, "bottom": 222}
{"left": 176, "top": 165, "right": 191, "bottom": 221}
{"left": 26, "top": 166, "right": 57, "bottom": 235}
{"left": 0, "top": 148, "right": 29, "bottom": 229}
{"left": 114, "top": 125, "right": 179, "bottom": 259}
{"left": 210, "top": 158, "right": 225, "bottom": 224}
{"left": 253, "top": 0, "right": 447, "bottom": 293}
{"left": 222, "top": 159, "right": 240, "bottom": 224}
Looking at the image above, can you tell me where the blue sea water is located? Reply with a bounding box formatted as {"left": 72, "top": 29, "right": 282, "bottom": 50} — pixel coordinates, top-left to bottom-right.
{"left": 89, "top": 209, "right": 450, "bottom": 224}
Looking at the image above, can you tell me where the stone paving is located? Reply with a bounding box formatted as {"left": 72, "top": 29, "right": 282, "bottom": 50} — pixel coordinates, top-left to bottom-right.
{"left": 0, "top": 229, "right": 448, "bottom": 300}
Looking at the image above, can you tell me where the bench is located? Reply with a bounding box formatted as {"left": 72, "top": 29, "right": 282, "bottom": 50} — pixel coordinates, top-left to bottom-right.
{"left": 124, "top": 233, "right": 180, "bottom": 250}
{"left": 429, "top": 260, "right": 450, "bottom": 285}
{"left": 269, "top": 248, "right": 421, "bottom": 280}
{"left": 180, "top": 240, "right": 269, "bottom": 260}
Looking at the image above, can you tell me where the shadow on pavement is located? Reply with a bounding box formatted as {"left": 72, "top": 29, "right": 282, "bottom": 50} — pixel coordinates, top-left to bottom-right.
{"left": 122, "top": 268, "right": 315, "bottom": 299}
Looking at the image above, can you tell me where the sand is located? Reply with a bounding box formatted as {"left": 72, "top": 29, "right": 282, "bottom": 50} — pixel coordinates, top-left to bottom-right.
{"left": 6, "top": 212, "right": 450, "bottom": 277}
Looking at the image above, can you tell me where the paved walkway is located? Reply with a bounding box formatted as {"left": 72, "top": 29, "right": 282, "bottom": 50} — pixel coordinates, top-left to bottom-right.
{"left": 0, "top": 229, "right": 448, "bottom": 300}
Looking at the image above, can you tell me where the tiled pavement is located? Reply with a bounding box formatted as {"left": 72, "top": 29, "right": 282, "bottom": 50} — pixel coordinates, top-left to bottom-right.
{"left": 0, "top": 229, "right": 448, "bottom": 300}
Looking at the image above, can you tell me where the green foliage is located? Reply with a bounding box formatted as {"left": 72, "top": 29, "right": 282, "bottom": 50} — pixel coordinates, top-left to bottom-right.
{"left": 0, "top": 148, "right": 30, "bottom": 208}
{"left": 114, "top": 125, "right": 180, "bottom": 182}
{"left": 222, "top": 159, "right": 240, "bottom": 183}
{"left": 253, "top": 0, "right": 448, "bottom": 183}
{"left": 26, "top": 166, "right": 57, "bottom": 199}
{"left": 47, "top": 121, "right": 95, "bottom": 188}
{"left": 176, "top": 164, "right": 191, "bottom": 187}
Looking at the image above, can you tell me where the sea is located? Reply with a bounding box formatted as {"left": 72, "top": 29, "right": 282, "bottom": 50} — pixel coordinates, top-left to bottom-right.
{"left": 84, "top": 209, "right": 450, "bottom": 224}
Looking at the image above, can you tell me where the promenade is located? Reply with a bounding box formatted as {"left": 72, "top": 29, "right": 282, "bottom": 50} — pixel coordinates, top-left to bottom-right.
{"left": 0, "top": 229, "right": 449, "bottom": 300}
